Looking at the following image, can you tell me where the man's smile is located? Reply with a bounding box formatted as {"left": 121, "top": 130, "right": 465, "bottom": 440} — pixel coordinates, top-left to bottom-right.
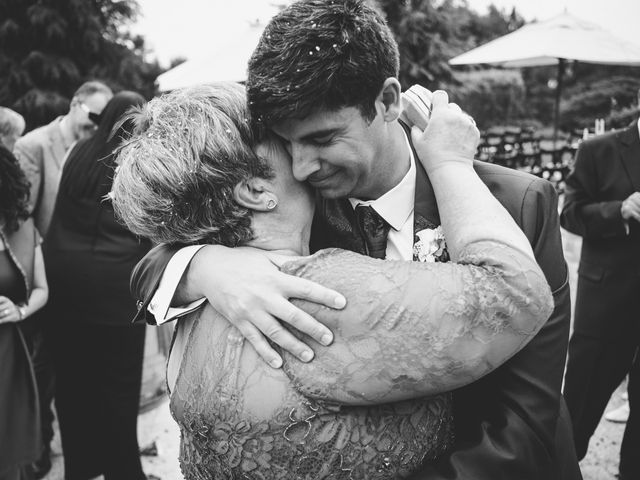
{"left": 308, "top": 169, "right": 340, "bottom": 186}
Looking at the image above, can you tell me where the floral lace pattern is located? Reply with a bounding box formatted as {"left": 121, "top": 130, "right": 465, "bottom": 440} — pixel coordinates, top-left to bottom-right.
{"left": 172, "top": 316, "right": 453, "bottom": 480}
{"left": 171, "top": 242, "right": 552, "bottom": 479}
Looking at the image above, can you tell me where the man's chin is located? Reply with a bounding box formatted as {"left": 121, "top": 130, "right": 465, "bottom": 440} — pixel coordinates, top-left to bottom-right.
{"left": 309, "top": 174, "right": 358, "bottom": 199}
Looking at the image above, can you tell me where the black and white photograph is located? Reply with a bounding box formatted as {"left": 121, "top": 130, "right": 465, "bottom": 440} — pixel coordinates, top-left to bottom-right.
{"left": 0, "top": 0, "right": 639, "bottom": 479}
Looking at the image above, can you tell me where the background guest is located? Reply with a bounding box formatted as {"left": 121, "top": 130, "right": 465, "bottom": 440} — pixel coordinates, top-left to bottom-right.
{"left": 0, "top": 107, "right": 26, "bottom": 152}
{"left": 44, "top": 91, "right": 150, "bottom": 480}
{"left": 0, "top": 109, "right": 49, "bottom": 480}
{"left": 561, "top": 114, "right": 640, "bottom": 480}
{"left": 14, "top": 80, "right": 113, "bottom": 238}
{"left": 12, "top": 80, "right": 113, "bottom": 479}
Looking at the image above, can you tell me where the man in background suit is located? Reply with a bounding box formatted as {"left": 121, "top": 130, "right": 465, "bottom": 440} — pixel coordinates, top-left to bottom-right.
{"left": 561, "top": 116, "right": 640, "bottom": 480}
{"left": 14, "top": 80, "right": 112, "bottom": 238}
{"left": 13, "top": 80, "right": 112, "bottom": 478}
{"left": 130, "top": 2, "right": 580, "bottom": 478}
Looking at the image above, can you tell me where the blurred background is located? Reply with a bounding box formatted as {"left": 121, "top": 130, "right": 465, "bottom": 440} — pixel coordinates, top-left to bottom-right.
{"left": 2, "top": 0, "right": 638, "bottom": 134}
{"left": 1, "top": 1, "right": 638, "bottom": 479}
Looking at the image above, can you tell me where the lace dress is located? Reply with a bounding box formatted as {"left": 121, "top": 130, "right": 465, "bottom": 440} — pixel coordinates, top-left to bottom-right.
{"left": 170, "top": 244, "right": 553, "bottom": 480}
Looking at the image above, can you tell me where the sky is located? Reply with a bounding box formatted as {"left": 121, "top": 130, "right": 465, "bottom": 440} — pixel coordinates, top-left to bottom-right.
{"left": 132, "top": 0, "right": 640, "bottom": 67}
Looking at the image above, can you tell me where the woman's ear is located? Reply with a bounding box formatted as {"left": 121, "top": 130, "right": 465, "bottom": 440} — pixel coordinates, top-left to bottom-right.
{"left": 377, "top": 77, "right": 403, "bottom": 123}
{"left": 233, "top": 178, "right": 278, "bottom": 212}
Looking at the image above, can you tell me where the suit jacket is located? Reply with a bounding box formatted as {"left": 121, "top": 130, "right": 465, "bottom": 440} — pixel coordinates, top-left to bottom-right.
{"left": 131, "top": 155, "right": 579, "bottom": 480}
{"left": 310, "top": 147, "right": 577, "bottom": 479}
{"left": 14, "top": 116, "right": 71, "bottom": 237}
{"left": 560, "top": 120, "right": 640, "bottom": 339}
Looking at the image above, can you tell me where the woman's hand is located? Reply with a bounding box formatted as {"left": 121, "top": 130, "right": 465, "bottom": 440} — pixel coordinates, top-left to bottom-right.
{"left": 0, "top": 296, "right": 21, "bottom": 324}
{"left": 410, "top": 90, "right": 479, "bottom": 174}
{"left": 187, "top": 246, "right": 345, "bottom": 369}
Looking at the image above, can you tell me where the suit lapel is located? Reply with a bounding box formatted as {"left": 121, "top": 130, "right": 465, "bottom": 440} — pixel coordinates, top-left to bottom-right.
{"left": 404, "top": 120, "right": 440, "bottom": 230}
{"left": 413, "top": 159, "right": 440, "bottom": 230}
{"left": 618, "top": 121, "right": 640, "bottom": 192}
{"left": 47, "top": 118, "right": 69, "bottom": 171}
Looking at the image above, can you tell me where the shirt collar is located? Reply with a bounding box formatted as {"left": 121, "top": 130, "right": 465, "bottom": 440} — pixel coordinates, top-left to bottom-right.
{"left": 348, "top": 131, "right": 416, "bottom": 231}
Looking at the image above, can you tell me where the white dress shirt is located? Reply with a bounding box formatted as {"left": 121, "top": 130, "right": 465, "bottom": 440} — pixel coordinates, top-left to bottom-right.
{"left": 150, "top": 131, "right": 417, "bottom": 324}
{"left": 348, "top": 135, "right": 416, "bottom": 261}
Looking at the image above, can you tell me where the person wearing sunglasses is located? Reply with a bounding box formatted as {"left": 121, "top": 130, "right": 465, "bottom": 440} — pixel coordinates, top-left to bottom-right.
{"left": 14, "top": 81, "right": 112, "bottom": 238}
{"left": 12, "top": 80, "right": 112, "bottom": 479}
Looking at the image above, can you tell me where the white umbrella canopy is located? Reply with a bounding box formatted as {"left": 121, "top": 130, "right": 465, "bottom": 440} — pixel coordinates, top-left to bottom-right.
{"left": 450, "top": 12, "right": 640, "bottom": 68}
{"left": 156, "top": 23, "right": 267, "bottom": 91}
{"left": 449, "top": 12, "right": 640, "bottom": 144}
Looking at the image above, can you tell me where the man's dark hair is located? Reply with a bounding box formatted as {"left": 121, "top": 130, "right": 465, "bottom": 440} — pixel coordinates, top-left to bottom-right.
{"left": 247, "top": 0, "right": 400, "bottom": 125}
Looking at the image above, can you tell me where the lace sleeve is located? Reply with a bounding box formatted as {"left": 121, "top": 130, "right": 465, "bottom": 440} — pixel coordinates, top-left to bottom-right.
{"left": 280, "top": 242, "right": 553, "bottom": 405}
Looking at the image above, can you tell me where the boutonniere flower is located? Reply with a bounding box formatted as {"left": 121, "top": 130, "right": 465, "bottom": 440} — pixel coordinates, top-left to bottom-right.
{"left": 413, "top": 226, "right": 449, "bottom": 263}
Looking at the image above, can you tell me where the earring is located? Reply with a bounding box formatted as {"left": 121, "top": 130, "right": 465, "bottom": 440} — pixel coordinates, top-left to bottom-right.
{"left": 267, "top": 199, "right": 277, "bottom": 210}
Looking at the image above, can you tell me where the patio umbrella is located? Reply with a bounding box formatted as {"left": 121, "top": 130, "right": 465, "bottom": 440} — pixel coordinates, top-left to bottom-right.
{"left": 156, "top": 22, "right": 266, "bottom": 91}
{"left": 449, "top": 11, "right": 640, "bottom": 143}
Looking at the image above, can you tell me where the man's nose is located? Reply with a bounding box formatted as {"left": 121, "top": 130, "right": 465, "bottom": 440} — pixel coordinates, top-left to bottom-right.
{"left": 291, "top": 144, "right": 320, "bottom": 181}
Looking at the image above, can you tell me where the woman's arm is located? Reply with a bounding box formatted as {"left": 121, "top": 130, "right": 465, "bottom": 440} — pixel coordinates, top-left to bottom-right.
{"left": 281, "top": 246, "right": 552, "bottom": 405}
{"left": 24, "top": 245, "right": 48, "bottom": 318}
{"left": 0, "top": 245, "right": 48, "bottom": 323}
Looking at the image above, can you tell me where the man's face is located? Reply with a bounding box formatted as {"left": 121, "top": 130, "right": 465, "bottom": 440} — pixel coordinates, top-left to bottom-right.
{"left": 70, "top": 92, "right": 111, "bottom": 141}
{"left": 271, "top": 106, "right": 392, "bottom": 200}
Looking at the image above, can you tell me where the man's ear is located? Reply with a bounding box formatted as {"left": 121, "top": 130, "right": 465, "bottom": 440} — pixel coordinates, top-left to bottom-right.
{"left": 377, "top": 77, "right": 403, "bottom": 123}
{"left": 233, "top": 178, "right": 278, "bottom": 212}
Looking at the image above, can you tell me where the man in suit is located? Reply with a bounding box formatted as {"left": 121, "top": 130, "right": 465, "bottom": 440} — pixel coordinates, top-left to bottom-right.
{"left": 131, "top": 1, "right": 579, "bottom": 478}
{"left": 13, "top": 80, "right": 112, "bottom": 478}
{"left": 14, "top": 80, "right": 112, "bottom": 238}
{"left": 561, "top": 117, "right": 640, "bottom": 480}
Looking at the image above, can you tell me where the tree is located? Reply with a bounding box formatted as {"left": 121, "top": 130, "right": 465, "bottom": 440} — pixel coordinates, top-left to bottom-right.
{"left": 451, "top": 69, "right": 526, "bottom": 129}
{"left": 371, "top": 0, "right": 525, "bottom": 92}
{"left": 560, "top": 74, "right": 640, "bottom": 130}
{"left": 0, "top": 0, "right": 163, "bottom": 131}
{"left": 373, "top": 0, "right": 459, "bottom": 89}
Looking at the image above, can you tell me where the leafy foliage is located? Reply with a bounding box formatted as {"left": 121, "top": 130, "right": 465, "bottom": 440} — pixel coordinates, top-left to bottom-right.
{"left": 373, "top": 0, "right": 524, "bottom": 91}
{"left": 449, "top": 69, "right": 526, "bottom": 130}
{"left": 0, "top": 0, "right": 163, "bottom": 131}
{"left": 372, "top": 0, "right": 639, "bottom": 131}
{"left": 606, "top": 105, "right": 640, "bottom": 129}
{"left": 559, "top": 69, "right": 640, "bottom": 130}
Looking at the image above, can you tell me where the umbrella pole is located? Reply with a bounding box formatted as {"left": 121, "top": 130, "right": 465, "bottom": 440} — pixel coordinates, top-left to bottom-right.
{"left": 553, "top": 58, "right": 566, "bottom": 148}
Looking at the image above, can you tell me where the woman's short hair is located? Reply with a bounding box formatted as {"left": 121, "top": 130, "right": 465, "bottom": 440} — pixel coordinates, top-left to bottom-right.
{"left": 112, "top": 82, "right": 273, "bottom": 247}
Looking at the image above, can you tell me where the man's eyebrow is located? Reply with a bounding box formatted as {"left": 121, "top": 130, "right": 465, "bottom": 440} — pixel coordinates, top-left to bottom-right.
{"left": 300, "top": 127, "right": 341, "bottom": 141}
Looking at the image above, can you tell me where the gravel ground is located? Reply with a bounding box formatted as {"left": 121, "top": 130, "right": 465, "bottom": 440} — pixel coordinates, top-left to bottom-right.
{"left": 42, "top": 228, "right": 624, "bottom": 480}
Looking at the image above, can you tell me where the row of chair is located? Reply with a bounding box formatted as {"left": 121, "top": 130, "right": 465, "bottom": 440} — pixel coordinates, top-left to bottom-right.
{"left": 476, "top": 126, "right": 580, "bottom": 193}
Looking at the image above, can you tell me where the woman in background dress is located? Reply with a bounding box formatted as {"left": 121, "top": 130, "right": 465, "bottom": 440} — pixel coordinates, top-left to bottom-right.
{"left": 0, "top": 108, "right": 49, "bottom": 480}
{"left": 45, "top": 91, "right": 150, "bottom": 480}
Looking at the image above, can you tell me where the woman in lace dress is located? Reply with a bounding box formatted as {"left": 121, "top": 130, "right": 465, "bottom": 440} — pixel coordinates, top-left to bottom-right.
{"left": 112, "top": 83, "right": 553, "bottom": 480}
